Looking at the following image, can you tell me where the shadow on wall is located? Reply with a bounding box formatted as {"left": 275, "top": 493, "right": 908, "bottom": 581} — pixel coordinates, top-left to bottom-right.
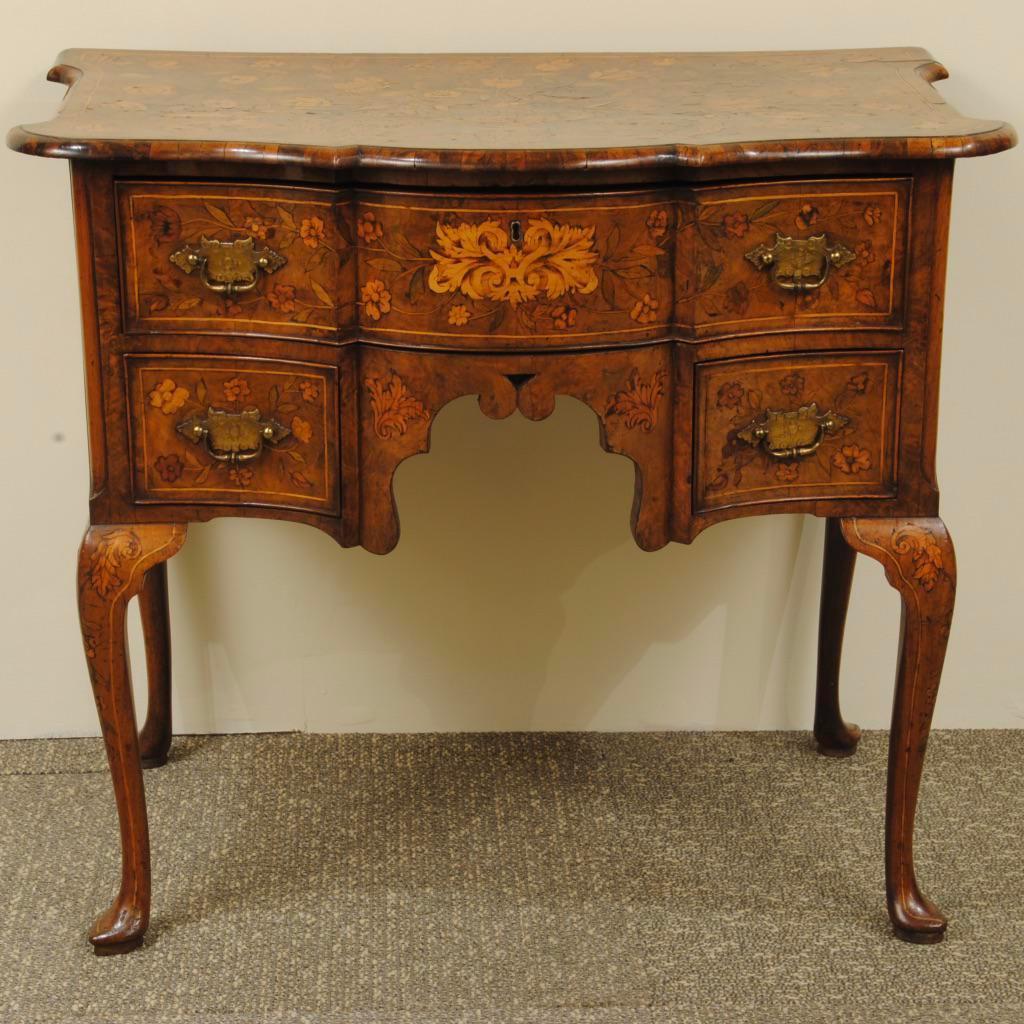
{"left": 164, "top": 394, "right": 829, "bottom": 734}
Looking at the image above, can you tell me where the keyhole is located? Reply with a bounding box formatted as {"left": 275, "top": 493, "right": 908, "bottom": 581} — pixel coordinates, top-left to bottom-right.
{"left": 510, "top": 219, "right": 523, "bottom": 244}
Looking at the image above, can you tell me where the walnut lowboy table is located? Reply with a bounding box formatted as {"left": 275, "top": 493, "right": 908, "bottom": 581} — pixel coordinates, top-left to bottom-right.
{"left": 9, "top": 47, "right": 1015, "bottom": 954}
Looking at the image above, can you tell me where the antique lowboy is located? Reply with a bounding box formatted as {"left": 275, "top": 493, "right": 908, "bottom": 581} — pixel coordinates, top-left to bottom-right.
{"left": 7, "top": 47, "right": 1014, "bottom": 954}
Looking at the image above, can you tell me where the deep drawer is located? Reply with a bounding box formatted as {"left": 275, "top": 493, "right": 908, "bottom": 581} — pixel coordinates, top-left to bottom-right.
{"left": 126, "top": 354, "right": 340, "bottom": 514}
{"left": 694, "top": 349, "right": 902, "bottom": 511}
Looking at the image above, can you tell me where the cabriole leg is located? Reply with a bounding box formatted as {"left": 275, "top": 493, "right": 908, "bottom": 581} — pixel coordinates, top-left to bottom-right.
{"left": 840, "top": 517, "right": 955, "bottom": 944}
{"left": 77, "top": 523, "right": 187, "bottom": 955}
{"left": 138, "top": 561, "right": 172, "bottom": 768}
{"left": 814, "top": 518, "right": 862, "bottom": 756}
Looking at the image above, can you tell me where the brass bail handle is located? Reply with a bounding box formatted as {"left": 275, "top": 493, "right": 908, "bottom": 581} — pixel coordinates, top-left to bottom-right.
{"left": 176, "top": 408, "right": 291, "bottom": 464}
{"left": 745, "top": 233, "right": 856, "bottom": 293}
{"left": 737, "top": 404, "right": 849, "bottom": 461}
{"left": 170, "top": 236, "right": 287, "bottom": 296}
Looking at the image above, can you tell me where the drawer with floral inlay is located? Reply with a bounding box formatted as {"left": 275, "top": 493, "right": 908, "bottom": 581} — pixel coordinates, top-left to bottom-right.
{"left": 117, "top": 181, "right": 354, "bottom": 340}
{"left": 125, "top": 354, "right": 340, "bottom": 513}
{"left": 677, "top": 178, "right": 910, "bottom": 338}
{"left": 694, "top": 350, "right": 902, "bottom": 512}
{"left": 352, "top": 189, "right": 674, "bottom": 348}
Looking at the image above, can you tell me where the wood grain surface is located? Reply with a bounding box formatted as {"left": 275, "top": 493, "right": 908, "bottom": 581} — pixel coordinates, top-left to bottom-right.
{"left": 7, "top": 48, "right": 1015, "bottom": 181}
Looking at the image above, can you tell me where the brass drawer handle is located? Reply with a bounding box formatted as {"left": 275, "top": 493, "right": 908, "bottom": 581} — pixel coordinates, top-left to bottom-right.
{"left": 169, "top": 236, "right": 287, "bottom": 296}
{"left": 737, "top": 403, "right": 848, "bottom": 460}
{"left": 745, "top": 233, "right": 855, "bottom": 292}
{"left": 176, "top": 407, "right": 290, "bottom": 464}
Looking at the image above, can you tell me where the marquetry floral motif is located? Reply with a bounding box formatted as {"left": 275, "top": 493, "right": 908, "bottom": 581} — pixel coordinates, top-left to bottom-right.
{"left": 427, "top": 219, "right": 600, "bottom": 307}
{"left": 141, "top": 368, "right": 328, "bottom": 499}
{"left": 361, "top": 279, "right": 392, "bottom": 320}
{"left": 680, "top": 191, "right": 898, "bottom": 324}
{"left": 646, "top": 209, "right": 669, "bottom": 240}
{"left": 155, "top": 453, "right": 184, "bottom": 483}
{"left": 448, "top": 304, "right": 470, "bottom": 326}
{"left": 366, "top": 372, "right": 430, "bottom": 440}
{"left": 246, "top": 216, "right": 273, "bottom": 240}
{"left": 148, "top": 206, "right": 181, "bottom": 243}
{"left": 855, "top": 240, "right": 876, "bottom": 265}
{"left": 299, "top": 216, "right": 327, "bottom": 248}
{"left": 630, "top": 293, "right": 660, "bottom": 324}
{"left": 847, "top": 372, "right": 870, "bottom": 394}
{"left": 722, "top": 212, "right": 750, "bottom": 238}
{"left": 779, "top": 371, "right": 804, "bottom": 398}
{"left": 716, "top": 381, "right": 746, "bottom": 410}
{"left": 552, "top": 305, "right": 577, "bottom": 330}
{"left": 223, "top": 377, "right": 252, "bottom": 403}
{"left": 83, "top": 529, "right": 142, "bottom": 598}
{"left": 832, "top": 444, "right": 872, "bottom": 475}
{"left": 133, "top": 191, "right": 349, "bottom": 330}
{"left": 148, "top": 378, "right": 189, "bottom": 415}
{"left": 605, "top": 369, "right": 667, "bottom": 433}
{"left": 267, "top": 284, "right": 298, "bottom": 312}
{"left": 703, "top": 365, "right": 883, "bottom": 499}
{"left": 795, "top": 204, "right": 820, "bottom": 229}
{"left": 357, "top": 211, "right": 384, "bottom": 242}
{"left": 892, "top": 526, "right": 946, "bottom": 592}
{"left": 291, "top": 416, "right": 313, "bottom": 444}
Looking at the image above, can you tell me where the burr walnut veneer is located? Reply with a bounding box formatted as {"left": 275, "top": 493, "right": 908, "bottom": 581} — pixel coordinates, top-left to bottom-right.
{"left": 8, "top": 47, "right": 1014, "bottom": 954}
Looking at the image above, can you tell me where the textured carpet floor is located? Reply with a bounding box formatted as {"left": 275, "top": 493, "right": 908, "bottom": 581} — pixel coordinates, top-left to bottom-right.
{"left": 1, "top": 731, "right": 1022, "bottom": 1024}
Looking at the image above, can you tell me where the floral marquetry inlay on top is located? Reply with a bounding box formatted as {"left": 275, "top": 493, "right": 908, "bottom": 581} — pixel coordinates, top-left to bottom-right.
{"left": 8, "top": 48, "right": 1014, "bottom": 178}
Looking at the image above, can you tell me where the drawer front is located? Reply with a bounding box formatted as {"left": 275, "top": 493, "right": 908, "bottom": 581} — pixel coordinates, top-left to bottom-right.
{"left": 679, "top": 179, "right": 910, "bottom": 337}
{"left": 126, "top": 355, "right": 339, "bottom": 513}
{"left": 695, "top": 350, "right": 901, "bottom": 512}
{"left": 354, "top": 190, "right": 674, "bottom": 347}
{"left": 118, "top": 181, "right": 353, "bottom": 339}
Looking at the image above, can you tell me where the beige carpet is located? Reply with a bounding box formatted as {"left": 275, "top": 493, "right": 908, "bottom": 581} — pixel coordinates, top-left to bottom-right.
{"left": 1, "top": 731, "right": 1022, "bottom": 1024}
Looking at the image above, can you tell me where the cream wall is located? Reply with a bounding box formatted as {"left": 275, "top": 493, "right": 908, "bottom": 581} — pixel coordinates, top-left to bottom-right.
{"left": 1, "top": 1, "right": 1021, "bottom": 738}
